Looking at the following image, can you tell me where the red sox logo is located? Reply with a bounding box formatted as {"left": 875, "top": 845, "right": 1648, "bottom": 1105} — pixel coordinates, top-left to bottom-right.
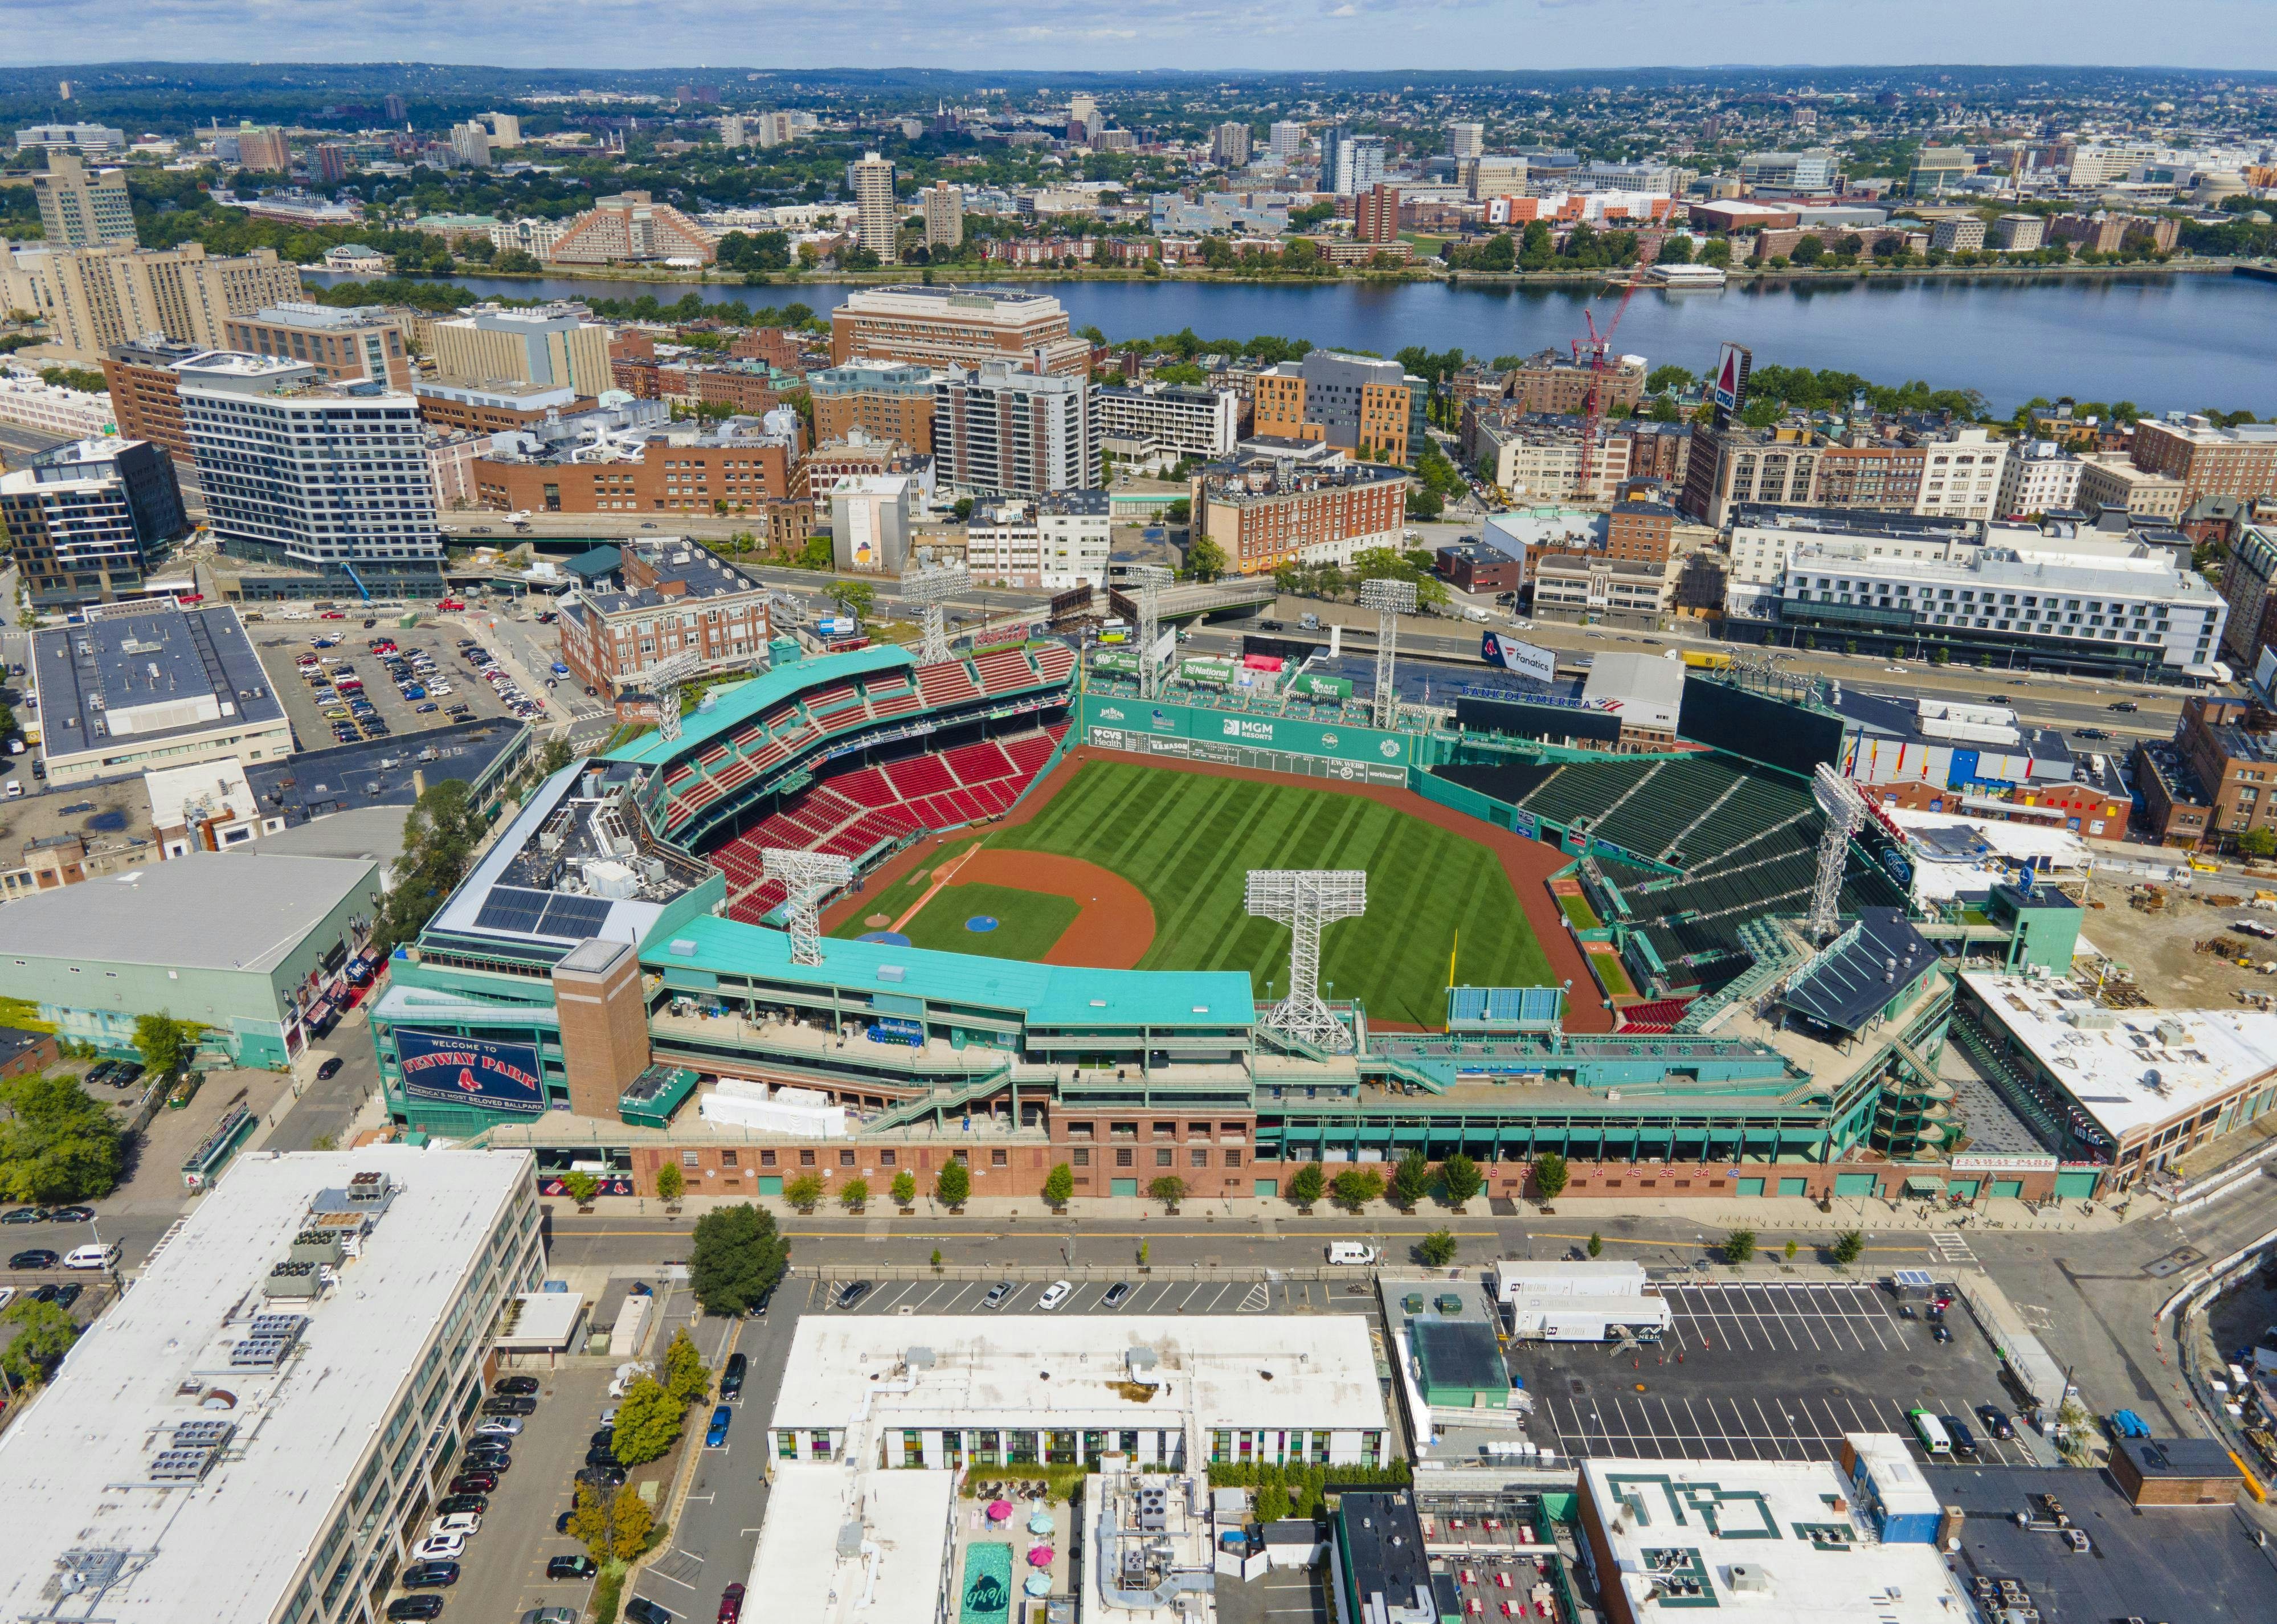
{"left": 456, "top": 1067, "right": 483, "bottom": 1094}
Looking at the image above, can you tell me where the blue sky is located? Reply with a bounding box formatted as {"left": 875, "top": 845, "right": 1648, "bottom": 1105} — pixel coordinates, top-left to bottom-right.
{"left": 9, "top": 1, "right": 2276, "bottom": 72}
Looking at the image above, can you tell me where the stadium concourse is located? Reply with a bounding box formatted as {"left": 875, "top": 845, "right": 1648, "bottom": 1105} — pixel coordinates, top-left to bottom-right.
{"left": 365, "top": 639, "right": 2117, "bottom": 1209}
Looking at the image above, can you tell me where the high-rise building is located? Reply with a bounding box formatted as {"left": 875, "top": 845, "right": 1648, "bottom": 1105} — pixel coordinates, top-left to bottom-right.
{"left": 431, "top": 302, "right": 614, "bottom": 394}
{"left": 849, "top": 151, "right": 898, "bottom": 264}
{"left": 810, "top": 361, "right": 939, "bottom": 455}
{"left": 2132, "top": 416, "right": 2277, "bottom": 508}
{"left": 1464, "top": 154, "right": 1528, "bottom": 200}
{"left": 0, "top": 435, "right": 186, "bottom": 608}
{"left": 234, "top": 122, "right": 291, "bottom": 173}
{"left": 1326, "top": 130, "right": 1386, "bottom": 196}
{"left": 312, "top": 142, "right": 349, "bottom": 183}
{"left": 933, "top": 359, "right": 1098, "bottom": 497}
{"left": 548, "top": 191, "right": 716, "bottom": 264}
{"left": 223, "top": 301, "right": 416, "bottom": 390}
{"left": 0, "top": 242, "right": 304, "bottom": 362}
{"left": 1251, "top": 350, "right": 1425, "bottom": 464}
{"left": 1448, "top": 121, "right": 1485, "bottom": 161}
{"left": 719, "top": 114, "right": 747, "bottom": 148}
{"left": 922, "top": 182, "right": 964, "bottom": 250}
{"left": 179, "top": 351, "right": 443, "bottom": 592}
{"left": 14, "top": 122, "right": 126, "bottom": 156}
{"left": 1268, "top": 121, "right": 1306, "bottom": 162}
{"left": 830, "top": 284, "right": 1090, "bottom": 375}
{"left": 383, "top": 92, "right": 407, "bottom": 122}
{"left": 1355, "top": 183, "right": 1402, "bottom": 246}
{"left": 100, "top": 334, "right": 206, "bottom": 463}
{"left": 449, "top": 120, "right": 492, "bottom": 168}
{"left": 1739, "top": 150, "right": 1838, "bottom": 192}
{"left": 1211, "top": 122, "right": 1253, "bottom": 167}
{"left": 481, "top": 111, "right": 522, "bottom": 146}
{"left": 33, "top": 153, "right": 136, "bottom": 247}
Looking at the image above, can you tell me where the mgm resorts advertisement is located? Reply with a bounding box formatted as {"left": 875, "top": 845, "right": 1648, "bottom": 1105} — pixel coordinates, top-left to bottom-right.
{"left": 1481, "top": 631, "right": 1558, "bottom": 685}
{"left": 396, "top": 1029, "right": 548, "bottom": 1114}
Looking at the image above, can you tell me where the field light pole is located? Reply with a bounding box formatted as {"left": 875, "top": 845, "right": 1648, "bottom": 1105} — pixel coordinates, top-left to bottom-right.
{"left": 645, "top": 650, "right": 704, "bottom": 745}
{"left": 1246, "top": 869, "right": 1367, "bottom": 1053}
{"left": 761, "top": 848, "right": 855, "bottom": 966}
{"left": 902, "top": 562, "right": 970, "bottom": 665}
{"left": 1358, "top": 577, "right": 1417, "bottom": 730}
{"left": 1129, "top": 563, "right": 1174, "bottom": 701}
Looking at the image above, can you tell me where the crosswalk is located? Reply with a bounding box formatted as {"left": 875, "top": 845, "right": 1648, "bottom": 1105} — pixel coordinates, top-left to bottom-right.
{"left": 1930, "top": 1230, "right": 1977, "bottom": 1264}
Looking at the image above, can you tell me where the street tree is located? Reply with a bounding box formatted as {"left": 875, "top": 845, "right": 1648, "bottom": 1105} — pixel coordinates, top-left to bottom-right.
{"left": 935, "top": 1159, "right": 971, "bottom": 1208}
{"left": 891, "top": 1171, "right": 917, "bottom": 1208}
{"left": 611, "top": 1374, "right": 682, "bottom": 1465}
{"left": 1391, "top": 1151, "right": 1432, "bottom": 1210}
{"left": 1417, "top": 1230, "right": 1459, "bottom": 1268}
{"left": 0, "top": 1073, "right": 124, "bottom": 1204}
{"left": 688, "top": 1203, "right": 788, "bottom": 1316}
{"left": 1043, "top": 1163, "right": 1075, "bottom": 1208}
{"left": 783, "top": 1173, "right": 825, "bottom": 1211}
{"left": 0, "top": 1298, "right": 81, "bottom": 1385}
{"left": 1147, "top": 1175, "right": 1187, "bottom": 1210}
{"left": 1440, "top": 1154, "right": 1483, "bottom": 1207}
{"left": 663, "top": 1328, "right": 710, "bottom": 1406}
{"left": 1287, "top": 1162, "right": 1325, "bottom": 1208}
{"left": 1531, "top": 1153, "right": 1569, "bottom": 1202}
{"left": 1330, "top": 1168, "right": 1383, "bottom": 1212}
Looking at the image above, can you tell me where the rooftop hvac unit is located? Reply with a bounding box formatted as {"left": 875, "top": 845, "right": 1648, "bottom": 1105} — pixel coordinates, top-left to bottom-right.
{"left": 345, "top": 1170, "right": 391, "bottom": 1204}
{"left": 1727, "top": 1565, "right": 1772, "bottom": 1595}
{"left": 230, "top": 1334, "right": 297, "bottom": 1368}
{"left": 148, "top": 1446, "right": 223, "bottom": 1482}
{"left": 290, "top": 1230, "right": 344, "bottom": 1265}
{"left": 262, "top": 1260, "right": 322, "bottom": 1300}
{"left": 170, "top": 1418, "right": 236, "bottom": 1451}
{"left": 244, "top": 1312, "right": 308, "bottom": 1347}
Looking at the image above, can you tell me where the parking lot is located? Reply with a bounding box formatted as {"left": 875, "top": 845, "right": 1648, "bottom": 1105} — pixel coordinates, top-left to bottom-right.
{"left": 256, "top": 626, "right": 543, "bottom": 752}
{"left": 808, "top": 1273, "right": 1370, "bottom": 1318}
{"left": 1509, "top": 1279, "right": 2050, "bottom": 1470}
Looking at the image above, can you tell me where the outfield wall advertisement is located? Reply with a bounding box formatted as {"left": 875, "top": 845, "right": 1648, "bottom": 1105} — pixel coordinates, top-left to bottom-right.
{"left": 1080, "top": 694, "right": 1412, "bottom": 786}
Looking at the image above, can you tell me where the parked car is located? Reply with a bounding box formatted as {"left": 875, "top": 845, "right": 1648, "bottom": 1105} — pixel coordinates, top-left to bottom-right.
{"left": 47, "top": 1206, "right": 95, "bottom": 1223}
{"left": 1976, "top": 1404, "right": 2016, "bottom": 1439}
{"left": 1038, "top": 1280, "right": 1075, "bottom": 1311}
{"left": 436, "top": 1494, "right": 487, "bottom": 1517}
{"left": 430, "top": 1512, "right": 481, "bottom": 1538}
{"left": 1932, "top": 1324, "right": 1953, "bottom": 1343}
{"left": 400, "top": 1562, "right": 459, "bottom": 1590}
{"left": 586, "top": 1445, "right": 622, "bottom": 1469}
{"left": 983, "top": 1281, "right": 1013, "bottom": 1310}
{"left": 52, "top": 1282, "right": 83, "bottom": 1310}
{"left": 547, "top": 1555, "right": 599, "bottom": 1580}
{"left": 413, "top": 1534, "right": 465, "bottom": 1563}
{"left": 521, "top": 1610, "right": 577, "bottom": 1624}
{"left": 590, "top": 1428, "right": 618, "bottom": 1450}
{"left": 625, "top": 1600, "right": 674, "bottom": 1624}
{"left": 706, "top": 1406, "right": 733, "bottom": 1447}
{"left": 834, "top": 1279, "right": 874, "bottom": 1310}
{"left": 9, "top": 1249, "right": 59, "bottom": 1269}
{"left": 482, "top": 1395, "right": 537, "bottom": 1417}
{"left": 449, "top": 1472, "right": 497, "bottom": 1495}
{"left": 579, "top": 1464, "right": 628, "bottom": 1490}
{"left": 2, "top": 1209, "right": 50, "bottom": 1226}
{"left": 718, "top": 1583, "right": 746, "bottom": 1623}
{"left": 1101, "top": 1282, "right": 1133, "bottom": 1308}
{"left": 720, "top": 1353, "right": 746, "bottom": 1399}
{"left": 385, "top": 1596, "right": 446, "bottom": 1621}
{"left": 463, "top": 1450, "right": 512, "bottom": 1474}
{"left": 474, "top": 1417, "right": 523, "bottom": 1438}
{"left": 316, "top": 1057, "right": 344, "bottom": 1081}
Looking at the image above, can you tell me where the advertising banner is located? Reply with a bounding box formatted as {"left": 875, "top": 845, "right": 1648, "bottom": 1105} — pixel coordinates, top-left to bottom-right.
{"left": 395, "top": 1029, "right": 547, "bottom": 1114}
{"left": 1480, "top": 631, "right": 1558, "bottom": 685}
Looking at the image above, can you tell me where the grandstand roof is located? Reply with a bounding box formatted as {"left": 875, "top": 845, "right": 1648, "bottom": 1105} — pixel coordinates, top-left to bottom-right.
{"left": 602, "top": 644, "right": 917, "bottom": 769}
{"left": 648, "top": 913, "right": 1258, "bottom": 1030}
{"left": 1782, "top": 908, "right": 1939, "bottom": 1034}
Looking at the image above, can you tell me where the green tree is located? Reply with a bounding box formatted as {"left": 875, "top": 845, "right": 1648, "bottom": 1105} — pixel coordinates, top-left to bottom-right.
{"left": 569, "top": 1481, "right": 656, "bottom": 1565}
{"left": 2238, "top": 828, "right": 2277, "bottom": 860}
{"left": 371, "top": 779, "right": 483, "bottom": 955}
{"left": 0, "top": 1073, "right": 124, "bottom": 1204}
{"left": 1254, "top": 1482, "right": 1291, "bottom": 1523}
{"left": 663, "top": 1327, "right": 711, "bottom": 1406}
{"left": 688, "top": 1203, "right": 789, "bottom": 1316}
{"left": 1531, "top": 1152, "right": 1568, "bottom": 1202}
{"left": 1147, "top": 1175, "right": 1187, "bottom": 1210}
{"left": 829, "top": 579, "right": 876, "bottom": 622}
{"left": 839, "top": 1176, "right": 870, "bottom": 1212}
{"left": 1646, "top": 364, "right": 1694, "bottom": 396}
{"left": 1330, "top": 1167, "right": 1383, "bottom": 1212}
{"left": 0, "top": 1297, "right": 80, "bottom": 1385}
{"left": 1391, "top": 1150, "right": 1432, "bottom": 1209}
{"left": 1784, "top": 1237, "right": 1799, "bottom": 1261}
{"left": 1720, "top": 1229, "right": 1757, "bottom": 1265}
{"left": 891, "top": 1170, "right": 917, "bottom": 1208}
{"left": 655, "top": 1163, "right": 685, "bottom": 1202}
{"left": 1417, "top": 1229, "right": 1459, "bottom": 1268}
{"left": 132, "top": 1013, "right": 199, "bottom": 1077}
{"left": 611, "top": 1373, "right": 683, "bottom": 1465}
{"left": 1587, "top": 1230, "right": 1603, "bottom": 1258}
{"left": 1440, "top": 1153, "right": 1483, "bottom": 1207}
{"left": 562, "top": 1170, "right": 600, "bottom": 1204}
{"left": 1829, "top": 1229, "right": 1865, "bottom": 1266}
{"left": 784, "top": 1172, "right": 825, "bottom": 1210}
{"left": 935, "top": 1159, "right": 971, "bottom": 1208}
{"left": 1043, "top": 1163, "right": 1075, "bottom": 1208}
{"left": 1287, "top": 1161, "right": 1326, "bottom": 1208}
{"left": 1184, "top": 535, "right": 1228, "bottom": 582}
{"left": 1790, "top": 234, "right": 1826, "bottom": 265}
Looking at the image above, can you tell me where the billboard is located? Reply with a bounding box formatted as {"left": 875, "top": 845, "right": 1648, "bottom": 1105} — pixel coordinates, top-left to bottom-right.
{"left": 395, "top": 1029, "right": 547, "bottom": 1114}
{"left": 1080, "top": 694, "right": 1415, "bottom": 770}
{"left": 1480, "top": 631, "right": 1558, "bottom": 685}
{"left": 1456, "top": 693, "right": 1622, "bottom": 746}
{"left": 1676, "top": 678, "right": 1843, "bottom": 777}
{"left": 1711, "top": 342, "right": 1752, "bottom": 414}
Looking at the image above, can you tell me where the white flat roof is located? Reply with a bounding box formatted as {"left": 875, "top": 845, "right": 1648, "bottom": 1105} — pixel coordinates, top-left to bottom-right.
{"left": 1582, "top": 1454, "right": 1968, "bottom": 1624}
{"left": 0, "top": 1148, "right": 530, "bottom": 1624}
{"left": 1887, "top": 805, "right": 2092, "bottom": 865}
{"left": 747, "top": 1465, "right": 956, "bottom": 1624}
{"left": 1961, "top": 971, "right": 2277, "bottom": 1141}
{"left": 770, "top": 1315, "right": 1385, "bottom": 1434}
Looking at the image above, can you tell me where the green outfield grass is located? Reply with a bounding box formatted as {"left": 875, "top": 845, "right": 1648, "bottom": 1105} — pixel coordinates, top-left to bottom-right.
{"left": 897, "top": 881, "right": 1078, "bottom": 962}
{"left": 974, "top": 759, "right": 1554, "bottom": 1025}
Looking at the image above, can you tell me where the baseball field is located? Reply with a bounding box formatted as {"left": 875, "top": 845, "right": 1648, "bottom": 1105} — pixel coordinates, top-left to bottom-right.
{"left": 834, "top": 756, "right": 1559, "bottom": 1025}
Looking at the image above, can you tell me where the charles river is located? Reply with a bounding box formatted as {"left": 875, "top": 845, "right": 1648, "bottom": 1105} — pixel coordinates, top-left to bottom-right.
{"left": 306, "top": 267, "right": 2277, "bottom": 415}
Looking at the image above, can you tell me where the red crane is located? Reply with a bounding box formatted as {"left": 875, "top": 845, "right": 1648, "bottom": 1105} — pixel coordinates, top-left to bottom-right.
{"left": 1569, "top": 278, "right": 1640, "bottom": 501}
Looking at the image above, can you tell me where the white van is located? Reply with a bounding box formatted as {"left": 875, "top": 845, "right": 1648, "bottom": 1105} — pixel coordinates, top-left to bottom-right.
{"left": 1326, "top": 1243, "right": 1379, "bottom": 1265}
{"left": 64, "top": 1242, "right": 120, "bottom": 1271}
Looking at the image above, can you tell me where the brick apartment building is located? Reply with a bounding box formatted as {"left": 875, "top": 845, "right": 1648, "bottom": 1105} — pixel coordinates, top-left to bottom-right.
{"left": 1191, "top": 449, "right": 1411, "bottom": 574}
{"left": 809, "top": 360, "right": 938, "bottom": 455}
{"left": 1604, "top": 500, "right": 1681, "bottom": 566}
{"left": 828, "top": 284, "right": 1091, "bottom": 376}
{"left": 99, "top": 335, "right": 204, "bottom": 462}
{"left": 2130, "top": 416, "right": 2277, "bottom": 508}
{"left": 2133, "top": 696, "right": 2277, "bottom": 849}
{"left": 729, "top": 327, "right": 810, "bottom": 371}
{"left": 1506, "top": 349, "right": 1647, "bottom": 416}
{"left": 555, "top": 540, "right": 772, "bottom": 699}
{"left": 221, "top": 302, "right": 415, "bottom": 390}
{"left": 475, "top": 426, "right": 796, "bottom": 516}
{"left": 415, "top": 378, "right": 590, "bottom": 434}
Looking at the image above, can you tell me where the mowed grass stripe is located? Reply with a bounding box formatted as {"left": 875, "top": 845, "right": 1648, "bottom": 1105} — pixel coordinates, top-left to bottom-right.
{"left": 989, "top": 760, "right": 1554, "bottom": 1024}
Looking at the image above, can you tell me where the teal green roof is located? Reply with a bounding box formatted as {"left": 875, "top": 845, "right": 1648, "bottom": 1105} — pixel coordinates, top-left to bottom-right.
{"left": 602, "top": 644, "right": 917, "bottom": 769}
{"left": 645, "top": 913, "right": 1257, "bottom": 1030}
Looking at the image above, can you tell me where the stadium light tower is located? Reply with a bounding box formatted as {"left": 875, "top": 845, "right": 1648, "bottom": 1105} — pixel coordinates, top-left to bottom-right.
{"left": 1245, "top": 868, "right": 1368, "bottom": 1052}
{"left": 761, "top": 848, "right": 856, "bottom": 966}
{"left": 1805, "top": 763, "right": 1869, "bottom": 942}
{"left": 645, "top": 650, "right": 705, "bottom": 744}
{"left": 1357, "top": 576, "right": 1417, "bottom": 730}
{"left": 1128, "top": 563, "right": 1174, "bottom": 699}
{"left": 902, "top": 561, "right": 970, "bottom": 664}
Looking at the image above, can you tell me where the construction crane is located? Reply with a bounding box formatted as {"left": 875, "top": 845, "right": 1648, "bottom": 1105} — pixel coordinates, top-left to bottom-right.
{"left": 1570, "top": 278, "right": 1640, "bottom": 501}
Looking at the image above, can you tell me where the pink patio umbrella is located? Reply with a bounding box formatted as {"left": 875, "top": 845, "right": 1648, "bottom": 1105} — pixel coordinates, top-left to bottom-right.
{"left": 987, "top": 1500, "right": 1015, "bottom": 1522}
{"left": 1027, "top": 1545, "right": 1055, "bottom": 1568}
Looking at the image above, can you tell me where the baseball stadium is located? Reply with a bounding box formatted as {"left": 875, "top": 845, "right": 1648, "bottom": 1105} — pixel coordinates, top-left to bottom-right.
{"left": 369, "top": 617, "right": 2108, "bottom": 1208}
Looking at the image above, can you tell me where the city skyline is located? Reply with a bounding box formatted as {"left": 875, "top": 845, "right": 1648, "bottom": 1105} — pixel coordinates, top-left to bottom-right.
{"left": 7, "top": 3, "right": 2277, "bottom": 71}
